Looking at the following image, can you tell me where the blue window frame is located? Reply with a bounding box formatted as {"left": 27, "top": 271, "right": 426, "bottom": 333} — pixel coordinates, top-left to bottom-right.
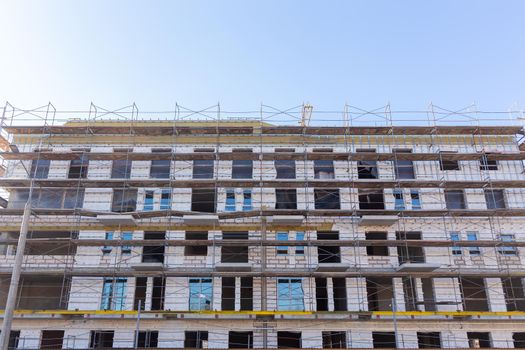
{"left": 466, "top": 232, "right": 480, "bottom": 256}
{"left": 102, "top": 232, "right": 113, "bottom": 254}
{"left": 225, "top": 189, "right": 236, "bottom": 212}
{"left": 450, "top": 232, "right": 462, "bottom": 256}
{"left": 243, "top": 190, "right": 252, "bottom": 211}
{"left": 144, "top": 190, "right": 154, "bottom": 211}
{"left": 411, "top": 190, "right": 421, "bottom": 210}
{"left": 277, "top": 232, "right": 289, "bottom": 255}
{"left": 121, "top": 232, "right": 133, "bottom": 254}
{"left": 295, "top": 232, "right": 305, "bottom": 255}
{"left": 101, "top": 278, "right": 127, "bottom": 310}
{"left": 278, "top": 278, "right": 304, "bottom": 311}
{"left": 393, "top": 189, "right": 405, "bottom": 210}
{"left": 499, "top": 234, "right": 517, "bottom": 256}
{"left": 189, "top": 278, "right": 213, "bottom": 310}
{"left": 160, "top": 189, "right": 171, "bottom": 210}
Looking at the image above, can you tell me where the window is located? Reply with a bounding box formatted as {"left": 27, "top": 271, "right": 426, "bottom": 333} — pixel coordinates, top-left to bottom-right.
{"left": 314, "top": 160, "right": 335, "bottom": 179}
{"left": 277, "top": 331, "right": 301, "bottom": 349}
{"left": 366, "top": 277, "right": 394, "bottom": 311}
{"left": 480, "top": 154, "right": 498, "bottom": 171}
{"left": 225, "top": 189, "right": 236, "bottom": 211}
{"left": 222, "top": 277, "right": 235, "bottom": 310}
{"left": 322, "top": 332, "right": 346, "bottom": 349}
{"left": 134, "top": 277, "right": 146, "bottom": 311}
{"left": 396, "top": 231, "right": 424, "bottom": 264}
{"left": 222, "top": 232, "right": 248, "bottom": 263}
{"left": 278, "top": 278, "right": 304, "bottom": 311}
{"left": 229, "top": 331, "right": 253, "bottom": 349}
{"left": 40, "top": 330, "right": 64, "bottom": 349}
{"left": 240, "top": 277, "right": 253, "bottom": 311}
{"left": 101, "top": 278, "right": 127, "bottom": 310}
{"left": 315, "top": 278, "right": 328, "bottom": 311}
{"left": 160, "top": 189, "right": 171, "bottom": 210}
{"left": 68, "top": 150, "right": 89, "bottom": 178}
{"left": 137, "top": 331, "right": 159, "bottom": 348}
{"left": 143, "top": 190, "right": 154, "bottom": 211}
{"left": 6, "top": 330, "right": 20, "bottom": 349}
{"left": 411, "top": 190, "right": 422, "bottom": 210}
{"left": 102, "top": 232, "right": 113, "bottom": 254}
{"left": 89, "top": 331, "right": 114, "bottom": 349}
{"left": 467, "top": 332, "right": 491, "bottom": 348}
{"left": 243, "top": 190, "right": 252, "bottom": 211}
{"left": 358, "top": 189, "right": 385, "bottom": 209}
{"left": 450, "top": 232, "right": 462, "bottom": 256}
{"left": 150, "top": 148, "right": 171, "bottom": 178}
{"left": 314, "top": 189, "right": 340, "bottom": 209}
{"left": 460, "top": 277, "right": 489, "bottom": 311}
{"left": 393, "top": 189, "right": 405, "bottom": 210}
{"left": 366, "top": 232, "right": 389, "bottom": 256}
{"left": 417, "top": 332, "right": 441, "bottom": 349}
{"left": 121, "top": 232, "right": 132, "bottom": 254}
{"left": 9, "top": 189, "right": 84, "bottom": 210}
{"left": 439, "top": 152, "right": 460, "bottom": 171}
{"left": 514, "top": 333, "right": 525, "bottom": 348}
{"left": 467, "top": 232, "right": 480, "bottom": 256}
{"left": 444, "top": 190, "right": 466, "bottom": 209}
{"left": 393, "top": 149, "right": 415, "bottom": 179}
{"left": 295, "top": 232, "right": 305, "bottom": 255}
{"left": 30, "top": 158, "right": 50, "bottom": 179}
{"left": 333, "top": 278, "right": 347, "bottom": 311}
{"left": 277, "top": 232, "right": 289, "bottom": 255}
{"left": 189, "top": 278, "right": 212, "bottom": 310}
{"left": 499, "top": 234, "right": 517, "bottom": 255}
{"left": 275, "top": 189, "right": 297, "bottom": 209}
{"left": 232, "top": 149, "right": 253, "bottom": 179}
{"left": 275, "top": 158, "right": 296, "bottom": 179}
{"left": 185, "top": 331, "right": 208, "bottom": 349}
{"left": 193, "top": 160, "right": 214, "bottom": 179}
{"left": 112, "top": 189, "right": 137, "bottom": 212}
{"left": 372, "top": 331, "right": 396, "bottom": 348}
{"left": 485, "top": 189, "right": 505, "bottom": 209}
{"left": 502, "top": 278, "right": 525, "bottom": 311}
{"left": 356, "top": 149, "right": 378, "bottom": 179}
{"left": 191, "top": 188, "right": 216, "bottom": 213}
{"left": 142, "top": 231, "right": 165, "bottom": 263}
{"left": 185, "top": 232, "right": 208, "bottom": 256}
{"left": 317, "top": 231, "right": 341, "bottom": 263}
{"left": 111, "top": 149, "right": 132, "bottom": 178}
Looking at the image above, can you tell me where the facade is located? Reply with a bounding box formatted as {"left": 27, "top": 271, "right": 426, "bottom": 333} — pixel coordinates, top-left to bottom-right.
{"left": 1, "top": 115, "right": 525, "bottom": 349}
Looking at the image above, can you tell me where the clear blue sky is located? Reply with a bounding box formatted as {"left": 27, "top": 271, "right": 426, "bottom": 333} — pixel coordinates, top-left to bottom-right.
{"left": 0, "top": 0, "right": 524, "bottom": 117}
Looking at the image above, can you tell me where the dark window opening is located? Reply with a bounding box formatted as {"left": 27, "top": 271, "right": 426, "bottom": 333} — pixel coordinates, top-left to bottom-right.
{"left": 314, "top": 189, "right": 340, "bottom": 209}
{"left": 514, "top": 333, "right": 525, "bottom": 349}
{"left": 444, "top": 190, "right": 466, "bottom": 209}
{"left": 222, "top": 277, "right": 235, "bottom": 311}
{"left": 137, "top": 331, "right": 159, "bottom": 348}
{"left": 222, "top": 232, "right": 248, "bottom": 263}
{"left": 142, "top": 231, "right": 165, "bottom": 263}
{"left": 440, "top": 152, "right": 460, "bottom": 171}
{"left": 151, "top": 277, "right": 165, "bottom": 310}
{"left": 275, "top": 160, "right": 296, "bottom": 179}
{"left": 134, "top": 277, "right": 146, "bottom": 311}
{"left": 68, "top": 150, "right": 89, "bottom": 178}
{"left": 185, "top": 331, "right": 208, "bottom": 349}
{"left": 232, "top": 149, "right": 253, "bottom": 179}
{"left": 314, "top": 160, "right": 335, "bottom": 179}
{"left": 333, "top": 278, "right": 347, "bottom": 311}
{"left": 89, "top": 331, "right": 114, "bottom": 349}
{"left": 322, "top": 331, "right": 347, "bottom": 349}
{"left": 191, "top": 188, "right": 216, "bottom": 213}
{"left": 460, "top": 277, "right": 489, "bottom": 311}
{"left": 111, "top": 149, "right": 132, "bottom": 178}
{"left": 10, "top": 189, "right": 84, "bottom": 210}
{"left": 240, "top": 277, "right": 253, "bottom": 311}
{"left": 315, "top": 278, "right": 328, "bottom": 311}
{"left": 275, "top": 189, "right": 297, "bottom": 209}
{"left": 317, "top": 231, "right": 340, "bottom": 263}
{"left": 359, "top": 189, "right": 385, "bottom": 209}
{"left": 185, "top": 231, "right": 208, "bottom": 256}
{"left": 403, "top": 277, "right": 418, "bottom": 311}
{"left": 277, "top": 331, "right": 301, "bottom": 349}
{"left": 480, "top": 154, "right": 498, "bottom": 171}
{"left": 396, "top": 231, "right": 425, "bottom": 264}
{"left": 25, "top": 231, "right": 78, "bottom": 255}
{"left": 15, "top": 276, "right": 65, "bottom": 309}
{"left": 417, "top": 332, "right": 441, "bottom": 349}
{"left": 229, "top": 331, "right": 253, "bottom": 349}
{"left": 393, "top": 149, "right": 415, "bottom": 179}
{"left": 366, "top": 232, "right": 389, "bottom": 256}
{"left": 40, "top": 330, "right": 64, "bottom": 349}
{"left": 366, "top": 277, "right": 393, "bottom": 311}
{"left": 150, "top": 148, "right": 171, "bottom": 179}
{"left": 112, "top": 189, "right": 137, "bottom": 212}
{"left": 467, "top": 332, "right": 491, "bottom": 348}
{"left": 372, "top": 332, "right": 396, "bottom": 348}
{"left": 502, "top": 277, "right": 525, "bottom": 311}
{"left": 7, "top": 330, "right": 20, "bottom": 349}
{"left": 422, "top": 278, "right": 436, "bottom": 311}
{"left": 30, "top": 158, "right": 50, "bottom": 179}
{"left": 485, "top": 189, "right": 506, "bottom": 209}
{"left": 357, "top": 149, "right": 378, "bottom": 179}
{"left": 193, "top": 156, "right": 214, "bottom": 179}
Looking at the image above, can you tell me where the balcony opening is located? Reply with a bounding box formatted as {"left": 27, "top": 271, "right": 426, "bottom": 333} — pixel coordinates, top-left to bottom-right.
{"left": 240, "top": 277, "right": 253, "bottom": 310}
{"left": 229, "top": 331, "right": 253, "bottom": 349}
{"left": 421, "top": 278, "right": 436, "bottom": 311}
{"left": 275, "top": 189, "right": 297, "bottom": 209}
{"left": 502, "top": 277, "right": 525, "bottom": 311}
{"left": 396, "top": 231, "right": 424, "bottom": 264}
{"left": 68, "top": 149, "right": 90, "bottom": 179}
{"left": 372, "top": 332, "right": 396, "bottom": 348}
{"left": 152, "top": 277, "right": 165, "bottom": 310}
{"left": 191, "top": 188, "right": 216, "bottom": 213}
{"left": 25, "top": 230, "right": 78, "bottom": 255}
{"left": 366, "top": 277, "right": 393, "bottom": 311}
{"left": 150, "top": 148, "right": 171, "bottom": 179}
{"left": 393, "top": 149, "right": 415, "bottom": 179}
{"left": 444, "top": 190, "right": 466, "bottom": 209}
{"left": 277, "top": 331, "right": 301, "bottom": 348}
{"left": 356, "top": 149, "right": 378, "bottom": 179}
{"left": 366, "top": 231, "right": 389, "bottom": 256}
{"left": 485, "top": 189, "right": 506, "bottom": 209}
{"left": 322, "top": 331, "right": 347, "bottom": 349}
{"left": 185, "top": 231, "right": 208, "bottom": 256}
{"left": 112, "top": 188, "right": 137, "bottom": 212}
{"left": 333, "top": 278, "right": 347, "bottom": 311}
{"left": 232, "top": 149, "right": 253, "bottom": 179}
{"left": 439, "top": 152, "right": 460, "bottom": 171}
{"left": 134, "top": 277, "right": 147, "bottom": 310}
{"left": 314, "top": 189, "right": 340, "bottom": 209}
{"left": 137, "top": 331, "right": 159, "bottom": 348}
{"left": 315, "top": 278, "right": 328, "bottom": 311}
{"left": 40, "top": 330, "right": 64, "bottom": 349}
{"left": 142, "top": 231, "right": 165, "bottom": 263}
{"left": 185, "top": 331, "right": 208, "bottom": 349}
{"left": 111, "top": 148, "right": 132, "bottom": 179}
{"left": 89, "top": 330, "right": 114, "bottom": 349}
{"left": 417, "top": 332, "right": 441, "bottom": 349}
{"left": 0, "top": 276, "right": 66, "bottom": 310}
{"left": 467, "top": 332, "right": 491, "bottom": 348}
{"left": 403, "top": 277, "right": 418, "bottom": 311}
{"left": 317, "top": 231, "right": 341, "bottom": 263}
{"left": 359, "top": 189, "right": 385, "bottom": 209}
{"left": 222, "top": 232, "right": 248, "bottom": 263}
{"left": 480, "top": 154, "right": 498, "bottom": 171}
{"left": 513, "top": 333, "right": 525, "bottom": 349}
{"left": 460, "top": 277, "right": 489, "bottom": 311}
{"left": 222, "top": 277, "right": 235, "bottom": 310}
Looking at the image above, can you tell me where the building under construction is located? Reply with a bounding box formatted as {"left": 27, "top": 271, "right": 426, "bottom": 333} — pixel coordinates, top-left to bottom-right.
{"left": 1, "top": 103, "right": 525, "bottom": 349}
